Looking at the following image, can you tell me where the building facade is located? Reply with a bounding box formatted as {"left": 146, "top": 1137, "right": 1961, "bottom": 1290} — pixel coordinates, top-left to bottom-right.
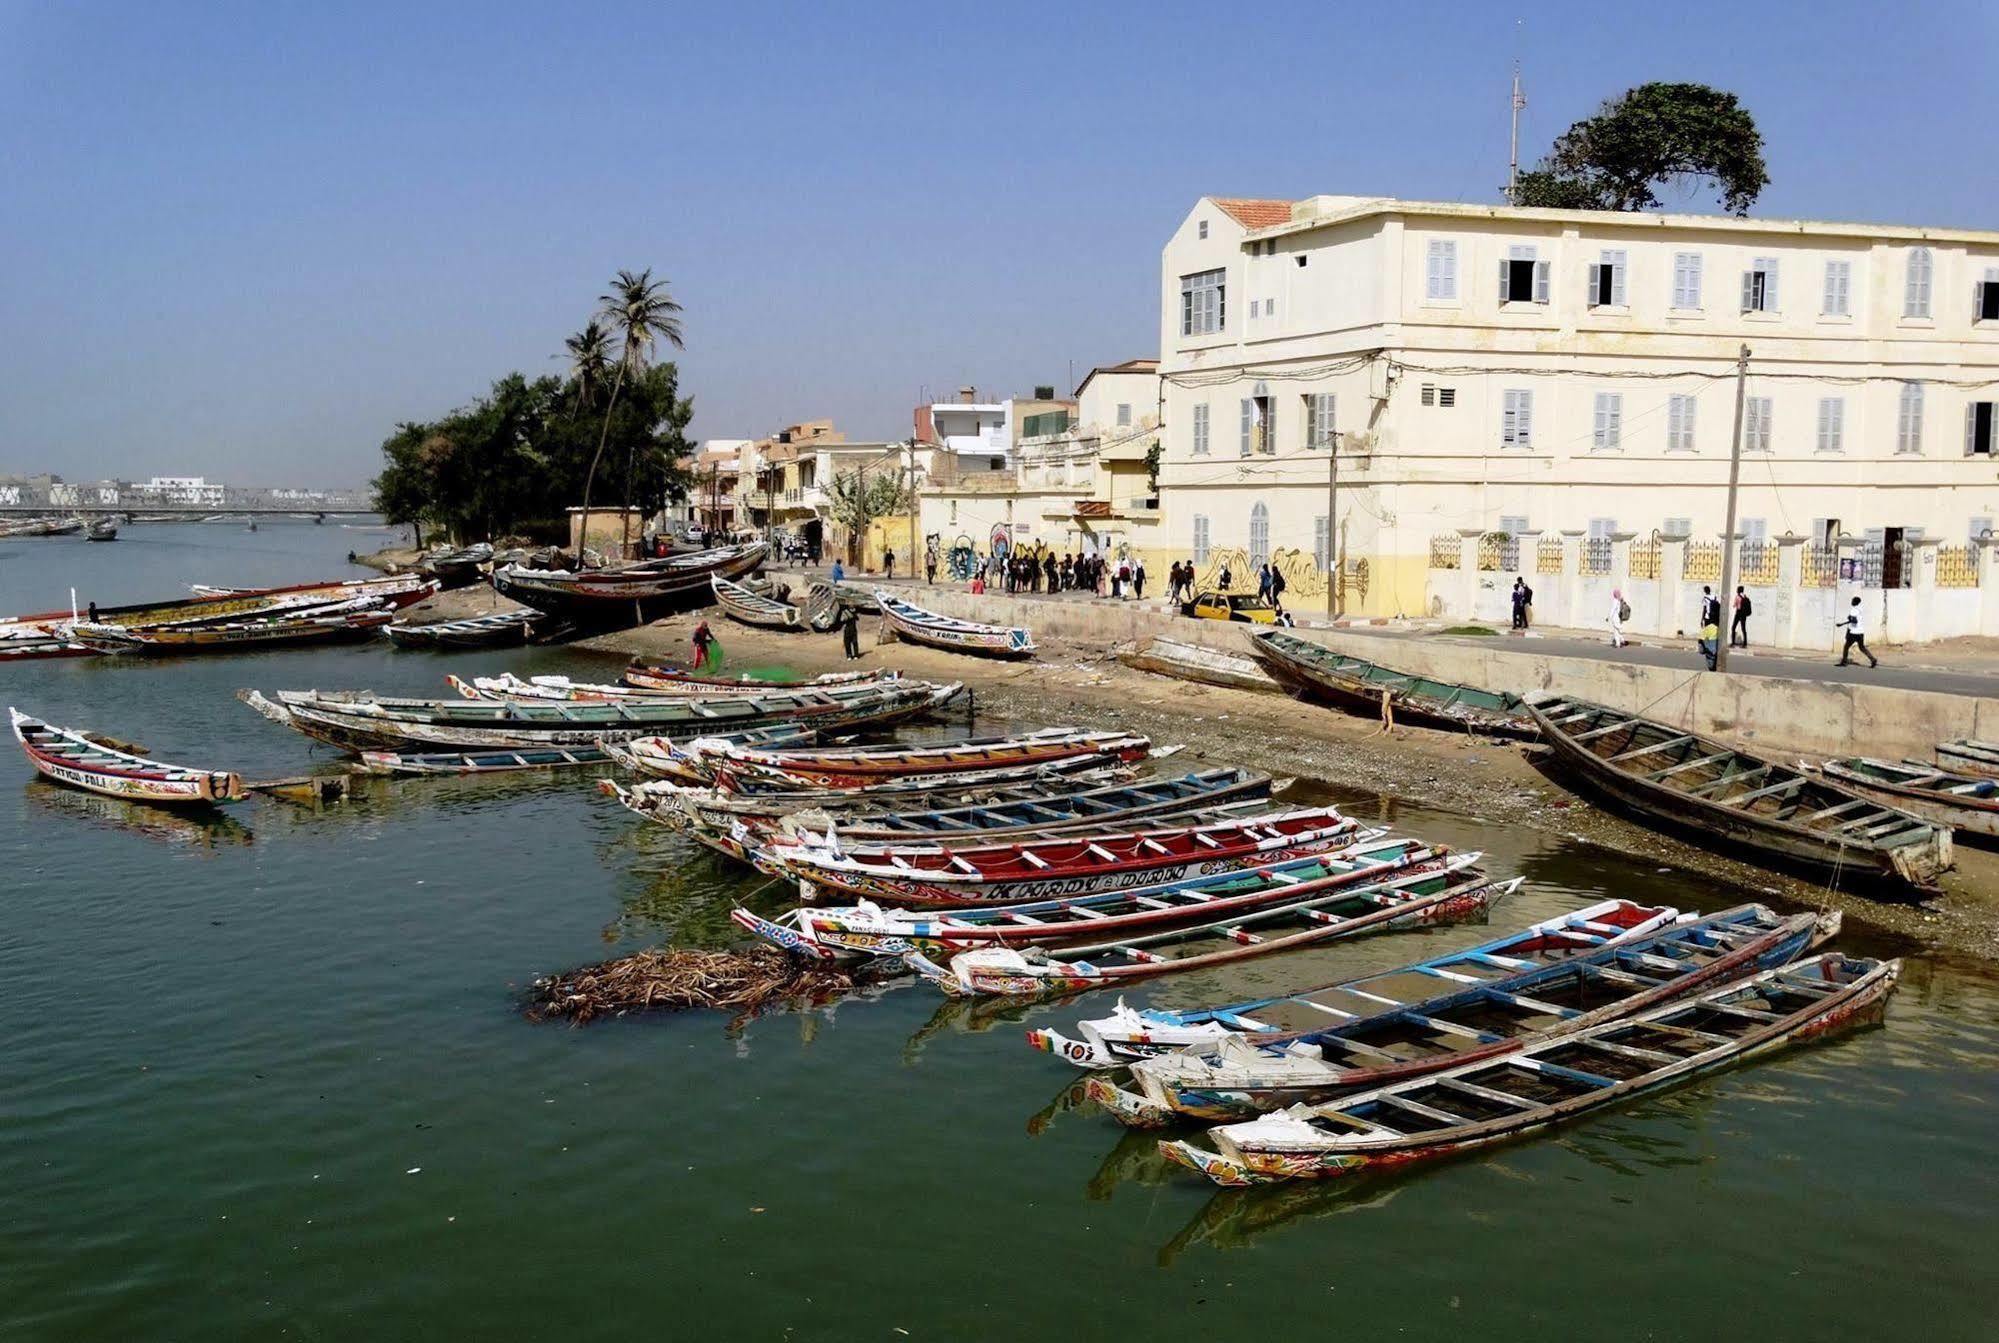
{"left": 1156, "top": 194, "right": 1999, "bottom": 617}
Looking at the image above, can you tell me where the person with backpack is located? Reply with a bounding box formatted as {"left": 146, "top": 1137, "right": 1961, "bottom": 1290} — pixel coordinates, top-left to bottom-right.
{"left": 1730, "top": 586, "right": 1752, "bottom": 648}
{"left": 1269, "top": 565, "right": 1287, "bottom": 608}
{"left": 1607, "top": 588, "right": 1629, "bottom": 647}
{"left": 1510, "top": 576, "right": 1533, "bottom": 630}
{"left": 1837, "top": 597, "right": 1878, "bottom": 667}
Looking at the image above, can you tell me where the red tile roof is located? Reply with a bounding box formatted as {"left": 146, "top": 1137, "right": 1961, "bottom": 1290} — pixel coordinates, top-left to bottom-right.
{"left": 1212, "top": 198, "right": 1294, "bottom": 230}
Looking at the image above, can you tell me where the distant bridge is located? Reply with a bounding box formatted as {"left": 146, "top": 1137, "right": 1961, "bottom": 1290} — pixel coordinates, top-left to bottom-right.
{"left": 0, "top": 482, "right": 374, "bottom": 517}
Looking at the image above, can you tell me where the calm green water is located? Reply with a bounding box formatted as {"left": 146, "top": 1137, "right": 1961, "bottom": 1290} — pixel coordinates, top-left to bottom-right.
{"left": 2, "top": 524, "right": 1995, "bottom": 1341}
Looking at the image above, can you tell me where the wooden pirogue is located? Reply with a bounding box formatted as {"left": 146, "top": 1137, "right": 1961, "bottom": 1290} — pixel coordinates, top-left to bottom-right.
{"left": 385, "top": 610, "right": 536, "bottom": 649}
{"left": 1526, "top": 692, "right": 1952, "bottom": 894}
{"left": 622, "top": 661, "right": 894, "bottom": 693}
{"left": 736, "top": 832, "right": 1429, "bottom": 961}
{"left": 11, "top": 707, "right": 245, "bottom": 805}
{"left": 1935, "top": 738, "right": 1999, "bottom": 778}
{"left": 1246, "top": 629, "right": 1534, "bottom": 737}
{"left": 755, "top": 807, "right": 1361, "bottom": 906}
{"left": 1159, "top": 953, "right": 1901, "bottom": 1186}
{"left": 1086, "top": 905, "right": 1836, "bottom": 1127}
{"left": 907, "top": 859, "right": 1506, "bottom": 1001}
{"left": 352, "top": 745, "right": 618, "bottom": 775}
{"left": 73, "top": 603, "right": 394, "bottom": 654}
{"left": 491, "top": 542, "right": 766, "bottom": 626}
{"left": 238, "top": 679, "right": 960, "bottom": 752}
{"left": 711, "top": 573, "right": 800, "bottom": 630}
{"left": 874, "top": 588, "right": 1035, "bottom": 658}
{"left": 691, "top": 726, "right": 1151, "bottom": 791}
{"left": 1816, "top": 757, "right": 1999, "bottom": 840}
{"left": 1029, "top": 898, "right": 1680, "bottom": 1069}
{"left": 1118, "top": 637, "right": 1280, "bottom": 694}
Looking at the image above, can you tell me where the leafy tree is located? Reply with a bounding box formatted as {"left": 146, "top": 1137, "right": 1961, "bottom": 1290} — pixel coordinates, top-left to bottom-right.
{"left": 561, "top": 321, "right": 613, "bottom": 417}
{"left": 578, "top": 269, "right": 685, "bottom": 562}
{"left": 1515, "top": 83, "right": 1768, "bottom": 216}
{"left": 825, "top": 465, "right": 911, "bottom": 565}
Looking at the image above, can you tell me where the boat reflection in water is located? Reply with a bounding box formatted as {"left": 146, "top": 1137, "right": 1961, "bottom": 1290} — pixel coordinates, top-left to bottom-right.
{"left": 24, "top": 780, "right": 254, "bottom": 850}
{"left": 1156, "top": 1177, "right": 1405, "bottom": 1267}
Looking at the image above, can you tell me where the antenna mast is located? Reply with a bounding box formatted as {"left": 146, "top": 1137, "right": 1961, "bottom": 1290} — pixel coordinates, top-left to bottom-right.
{"left": 1505, "top": 59, "right": 1526, "bottom": 204}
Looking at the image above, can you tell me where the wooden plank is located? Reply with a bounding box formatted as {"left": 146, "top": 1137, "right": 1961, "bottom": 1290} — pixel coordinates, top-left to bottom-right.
{"left": 1717, "top": 777, "right": 1806, "bottom": 807}
{"left": 1687, "top": 764, "right": 1773, "bottom": 797}
{"left": 1645, "top": 751, "right": 1734, "bottom": 781}
{"left": 1610, "top": 734, "right": 1695, "bottom": 763}
{"left": 1571, "top": 719, "right": 1644, "bottom": 743}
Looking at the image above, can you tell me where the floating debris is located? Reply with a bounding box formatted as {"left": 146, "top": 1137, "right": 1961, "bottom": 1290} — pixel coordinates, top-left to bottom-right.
{"left": 526, "top": 945, "right": 865, "bottom": 1024}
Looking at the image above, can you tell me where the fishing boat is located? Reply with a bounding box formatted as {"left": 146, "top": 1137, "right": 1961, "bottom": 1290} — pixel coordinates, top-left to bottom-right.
{"left": 418, "top": 542, "right": 493, "bottom": 589}
{"left": 1118, "top": 637, "right": 1280, "bottom": 694}
{"left": 1526, "top": 693, "right": 1952, "bottom": 894}
{"left": 1813, "top": 757, "right": 1999, "bottom": 840}
{"left": 908, "top": 860, "right": 1507, "bottom": 1001}
{"left": 491, "top": 542, "right": 767, "bottom": 627}
{"left": 72, "top": 603, "right": 395, "bottom": 654}
{"left": 622, "top": 661, "right": 893, "bottom": 693}
{"left": 805, "top": 581, "right": 879, "bottom": 632}
{"left": 85, "top": 518, "right": 119, "bottom": 542}
{"left": 239, "top": 679, "right": 959, "bottom": 753}
{"left": 0, "top": 572, "right": 435, "bottom": 653}
{"left": 1087, "top": 905, "right": 1835, "bottom": 1127}
{"left": 1246, "top": 630, "right": 1534, "bottom": 737}
{"left": 0, "top": 516, "right": 83, "bottom": 538}
{"left": 1029, "top": 898, "right": 1681, "bottom": 1070}
{"left": 874, "top": 589, "right": 1034, "bottom": 658}
{"left": 0, "top": 631, "right": 94, "bottom": 661}
{"left": 711, "top": 574, "right": 800, "bottom": 630}
{"left": 737, "top": 832, "right": 1438, "bottom": 961}
{"left": 385, "top": 610, "right": 537, "bottom": 650}
{"left": 756, "top": 807, "right": 1360, "bottom": 906}
{"left": 1935, "top": 739, "right": 1999, "bottom": 778}
{"left": 179, "top": 573, "right": 438, "bottom": 611}
{"left": 448, "top": 673, "right": 687, "bottom": 702}
{"left": 597, "top": 725, "right": 823, "bottom": 786}
{"left": 1159, "top": 954, "right": 1901, "bottom": 1186}
{"left": 693, "top": 727, "right": 1151, "bottom": 791}
{"left": 351, "top": 744, "right": 617, "bottom": 775}
{"left": 11, "top": 707, "right": 245, "bottom": 805}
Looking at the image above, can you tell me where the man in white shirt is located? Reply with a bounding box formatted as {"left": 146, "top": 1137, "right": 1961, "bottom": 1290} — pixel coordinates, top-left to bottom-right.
{"left": 1836, "top": 597, "right": 1878, "bottom": 668}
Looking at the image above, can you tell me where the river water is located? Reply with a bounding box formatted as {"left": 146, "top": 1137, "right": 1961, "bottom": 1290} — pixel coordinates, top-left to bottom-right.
{"left": 1, "top": 522, "right": 1994, "bottom": 1340}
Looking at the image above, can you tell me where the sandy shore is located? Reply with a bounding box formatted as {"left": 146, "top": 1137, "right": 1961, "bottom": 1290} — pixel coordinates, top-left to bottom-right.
{"left": 570, "top": 606, "right": 1999, "bottom": 961}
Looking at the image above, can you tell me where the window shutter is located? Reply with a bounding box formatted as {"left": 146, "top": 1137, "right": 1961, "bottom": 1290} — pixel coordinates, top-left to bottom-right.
{"left": 1607, "top": 396, "right": 1621, "bottom": 447}
{"left": 1533, "top": 260, "right": 1551, "bottom": 303}
{"left": 1766, "top": 259, "right": 1779, "bottom": 310}
{"left": 1441, "top": 244, "right": 1455, "bottom": 297}
{"left": 1969, "top": 404, "right": 1980, "bottom": 457}
{"left": 1425, "top": 244, "right": 1439, "bottom": 297}
{"left": 1741, "top": 270, "right": 1755, "bottom": 312}
{"left": 1501, "top": 397, "right": 1516, "bottom": 445}
{"left": 1518, "top": 391, "right": 1533, "bottom": 445}
{"left": 1497, "top": 257, "right": 1510, "bottom": 301}
{"left": 1239, "top": 399, "right": 1251, "bottom": 456}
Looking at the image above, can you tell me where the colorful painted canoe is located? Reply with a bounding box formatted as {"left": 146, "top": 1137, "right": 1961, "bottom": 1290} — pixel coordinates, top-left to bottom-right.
{"left": 1935, "top": 739, "right": 1999, "bottom": 779}
{"left": 352, "top": 745, "right": 617, "bottom": 775}
{"left": 239, "top": 679, "right": 959, "bottom": 753}
{"left": 736, "top": 831, "right": 1429, "bottom": 961}
{"left": 1089, "top": 905, "right": 1836, "bottom": 1127}
{"left": 72, "top": 603, "right": 395, "bottom": 653}
{"left": 596, "top": 725, "right": 824, "bottom": 787}
{"left": 11, "top": 707, "right": 245, "bottom": 805}
{"left": 622, "top": 661, "right": 891, "bottom": 693}
{"left": 711, "top": 574, "right": 800, "bottom": 630}
{"left": 756, "top": 806, "right": 1360, "bottom": 906}
{"left": 1029, "top": 898, "right": 1681, "bottom": 1070}
{"left": 385, "top": 610, "right": 536, "bottom": 649}
{"left": 0, "top": 573, "right": 435, "bottom": 653}
{"left": 1159, "top": 954, "right": 1900, "bottom": 1186}
{"left": 491, "top": 542, "right": 766, "bottom": 626}
{"left": 1527, "top": 692, "right": 1952, "bottom": 895}
{"left": 696, "top": 727, "right": 1150, "bottom": 791}
{"left": 908, "top": 860, "right": 1507, "bottom": 1001}
{"left": 1817, "top": 757, "right": 1999, "bottom": 839}
{"left": 875, "top": 589, "right": 1034, "bottom": 659}
{"left": 1246, "top": 630, "right": 1534, "bottom": 737}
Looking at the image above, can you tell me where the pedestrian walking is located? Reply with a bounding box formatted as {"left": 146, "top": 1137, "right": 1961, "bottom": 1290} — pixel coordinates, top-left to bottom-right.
{"left": 831, "top": 558, "right": 845, "bottom": 584}
{"left": 1699, "top": 585, "right": 1720, "bottom": 630}
{"left": 838, "top": 603, "right": 862, "bottom": 659}
{"left": 1269, "top": 565, "right": 1287, "bottom": 609}
{"left": 1257, "top": 564, "right": 1273, "bottom": 601}
{"left": 1606, "top": 588, "right": 1629, "bottom": 647}
{"left": 1697, "top": 617, "right": 1720, "bottom": 671}
{"left": 1218, "top": 564, "right": 1233, "bottom": 593}
{"left": 925, "top": 552, "right": 938, "bottom": 585}
{"left": 1510, "top": 577, "right": 1533, "bottom": 630}
{"left": 883, "top": 548, "right": 895, "bottom": 580}
{"left": 1133, "top": 559, "right": 1147, "bottom": 600}
{"left": 1837, "top": 597, "right": 1878, "bottom": 667}
{"left": 1730, "top": 586, "right": 1752, "bottom": 648}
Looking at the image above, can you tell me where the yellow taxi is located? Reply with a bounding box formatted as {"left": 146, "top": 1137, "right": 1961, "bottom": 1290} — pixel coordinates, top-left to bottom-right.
{"left": 1181, "top": 590, "right": 1279, "bottom": 623}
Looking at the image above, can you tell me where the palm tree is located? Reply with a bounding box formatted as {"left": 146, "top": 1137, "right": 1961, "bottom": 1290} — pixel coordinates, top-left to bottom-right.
{"left": 560, "top": 320, "right": 613, "bottom": 418}
{"left": 575, "top": 269, "right": 683, "bottom": 565}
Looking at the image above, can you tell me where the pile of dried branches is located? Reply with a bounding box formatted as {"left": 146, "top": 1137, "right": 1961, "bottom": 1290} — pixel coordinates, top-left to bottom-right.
{"left": 526, "top": 944, "right": 863, "bottom": 1025}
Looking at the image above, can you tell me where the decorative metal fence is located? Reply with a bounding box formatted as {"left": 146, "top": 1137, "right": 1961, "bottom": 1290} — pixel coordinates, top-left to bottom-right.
{"left": 1937, "top": 543, "right": 1980, "bottom": 589}
{"left": 1628, "top": 539, "right": 1660, "bottom": 580}
{"left": 1801, "top": 545, "right": 1839, "bottom": 588}
{"left": 1739, "top": 542, "right": 1778, "bottom": 585}
{"left": 1579, "top": 537, "right": 1611, "bottom": 576}
{"left": 1684, "top": 541, "right": 1722, "bottom": 582}
{"left": 1478, "top": 532, "right": 1519, "bottom": 572}
{"left": 1429, "top": 534, "right": 1460, "bottom": 570}
{"left": 1536, "top": 536, "right": 1563, "bottom": 575}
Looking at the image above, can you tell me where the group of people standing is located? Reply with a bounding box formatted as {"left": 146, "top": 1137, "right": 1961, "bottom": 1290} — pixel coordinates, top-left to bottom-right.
{"left": 973, "top": 549, "right": 1148, "bottom": 600}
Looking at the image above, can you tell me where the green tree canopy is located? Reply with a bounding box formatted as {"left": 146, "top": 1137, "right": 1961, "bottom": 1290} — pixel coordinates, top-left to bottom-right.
{"left": 1516, "top": 82, "right": 1769, "bottom": 216}
{"left": 825, "top": 465, "right": 912, "bottom": 564}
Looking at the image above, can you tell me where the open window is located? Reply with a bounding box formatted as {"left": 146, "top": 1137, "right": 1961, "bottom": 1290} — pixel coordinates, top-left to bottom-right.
{"left": 1977, "top": 271, "right": 1999, "bottom": 322}
{"left": 1589, "top": 251, "right": 1627, "bottom": 308}
{"left": 1499, "top": 247, "right": 1550, "bottom": 304}
{"left": 1968, "top": 401, "right": 1997, "bottom": 456}
{"left": 1741, "top": 257, "right": 1779, "bottom": 313}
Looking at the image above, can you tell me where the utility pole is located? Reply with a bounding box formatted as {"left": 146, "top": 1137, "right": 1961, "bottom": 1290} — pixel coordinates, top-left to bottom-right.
{"left": 905, "top": 437, "right": 919, "bottom": 582}
{"left": 1505, "top": 60, "right": 1526, "bottom": 204}
{"left": 1714, "top": 344, "right": 1752, "bottom": 673}
{"left": 763, "top": 449, "right": 775, "bottom": 551}
{"left": 1325, "top": 433, "right": 1340, "bottom": 620}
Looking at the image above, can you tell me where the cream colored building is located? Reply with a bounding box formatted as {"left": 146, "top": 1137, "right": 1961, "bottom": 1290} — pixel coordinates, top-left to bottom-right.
{"left": 1155, "top": 194, "right": 1999, "bottom": 617}
{"left": 917, "top": 361, "right": 1162, "bottom": 575}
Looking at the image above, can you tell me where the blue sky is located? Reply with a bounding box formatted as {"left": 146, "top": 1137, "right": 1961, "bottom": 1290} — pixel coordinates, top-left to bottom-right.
{"left": 3, "top": 0, "right": 1995, "bottom": 487}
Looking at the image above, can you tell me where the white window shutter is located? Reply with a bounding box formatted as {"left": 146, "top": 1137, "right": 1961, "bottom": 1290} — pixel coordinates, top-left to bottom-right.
{"left": 1970, "top": 404, "right": 1980, "bottom": 457}
{"left": 1741, "top": 270, "right": 1755, "bottom": 312}
{"left": 1534, "top": 260, "right": 1551, "bottom": 303}
{"left": 1688, "top": 253, "right": 1702, "bottom": 307}
{"left": 1519, "top": 391, "right": 1533, "bottom": 444}
{"left": 1768, "top": 259, "right": 1780, "bottom": 310}
{"left": 1497, "top": 257, "right": 1510, "bottom": 301}
{"left": 1239, "top": 399, "right": 1251, "bottom": 456}
{"left": 1441, "top": 244, "right": 1455, "bottom": 297}
{"left": 1612, "top": 259, "right": 1627, "bottom": 306}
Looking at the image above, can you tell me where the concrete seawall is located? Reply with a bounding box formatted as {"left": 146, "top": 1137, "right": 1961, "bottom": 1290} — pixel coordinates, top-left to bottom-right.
{"left": 830, "top": 578, "right": 1999, "bottom": 762}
